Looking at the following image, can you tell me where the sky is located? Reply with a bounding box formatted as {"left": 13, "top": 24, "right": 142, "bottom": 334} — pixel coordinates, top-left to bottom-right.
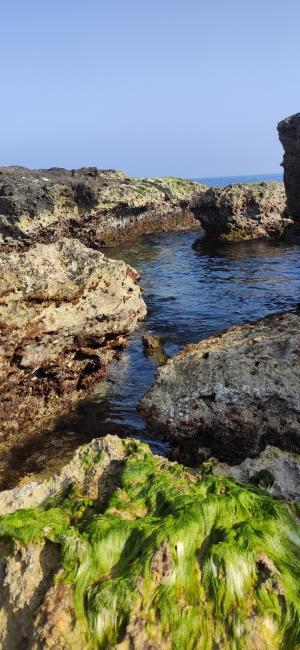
{"left": 1, "top": 0, "right": 300, "bottom": 177}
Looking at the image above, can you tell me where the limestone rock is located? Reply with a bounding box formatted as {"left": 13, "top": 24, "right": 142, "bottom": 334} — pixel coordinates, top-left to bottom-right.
{"left": 193, "top": 181, "right": 289, "bottom": 240}
{"left": 0, "top": 167, "right": 206, "bottom": 251}
{"left": 140, "top": 311, "right": 300, "bottom": 462}
{"left": 213, "top": 445, "right": 300, "bottom": 500}
{"left": 0, "top": 434, "right": 127, "bottom": 516}
{"left": 278, "top": 112, "right": 300, "bottom": 220}
{"left": 0, "top": 238, "right": 146, "bottom": 442}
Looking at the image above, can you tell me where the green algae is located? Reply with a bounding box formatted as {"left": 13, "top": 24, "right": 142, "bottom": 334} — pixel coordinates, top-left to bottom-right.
{"left": 0, "top": 440, "right": 300, "bottom": 649}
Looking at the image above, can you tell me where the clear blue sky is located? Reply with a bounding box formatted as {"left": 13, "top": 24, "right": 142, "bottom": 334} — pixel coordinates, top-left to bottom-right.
{"left": 1, "top": 0, "right": 299, "bottom": 177}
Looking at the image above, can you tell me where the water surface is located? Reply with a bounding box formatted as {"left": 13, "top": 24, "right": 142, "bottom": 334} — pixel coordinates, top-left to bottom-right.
{"left": 2, "top": 230, "right": 299, "bottom": 488}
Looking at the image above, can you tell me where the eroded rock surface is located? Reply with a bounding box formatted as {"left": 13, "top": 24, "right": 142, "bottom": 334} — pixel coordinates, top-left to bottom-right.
{"left": 0, "top": 166, "right": 206, "bottom": 251}
{"left": 213, "top": 445, "right": 300, "bottom": 500}
{"left": 278, "top": 113, "right": 300, "bottom": 220}
{"left": 140, "top": 311, "right": 300, "bottom": 462}
{"left": 0, "top": 435, "right": 299, "bottom": 649}
{"left": 0, "top": 238, "right": 146, "bottom": 441}
{"left": 193, "top": 181, "right": 290, "bottom": 240}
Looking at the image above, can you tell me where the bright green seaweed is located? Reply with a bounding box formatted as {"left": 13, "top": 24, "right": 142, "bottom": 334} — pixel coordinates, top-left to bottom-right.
{"left": 0, "top": 440, "right": 300, "bottom": 649}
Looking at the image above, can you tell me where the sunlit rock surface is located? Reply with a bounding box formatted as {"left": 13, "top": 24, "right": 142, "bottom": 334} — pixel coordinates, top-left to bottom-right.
{"left": 0, "top": 238, "right": 146, "bottom": 441}
{"left": 0, "top": 435, "right": 299, "bottom": 649}
{"left": 0, "top": 166, "right": 207, "bottom": 251}
{"left": 213, "top": 445, "right": 300, "bottom": 500}
{"left": 193, "top": 181, "right": 290, "bottom": 240}
{"left": 140, "top": 311, "right": 300, "bottom": 462}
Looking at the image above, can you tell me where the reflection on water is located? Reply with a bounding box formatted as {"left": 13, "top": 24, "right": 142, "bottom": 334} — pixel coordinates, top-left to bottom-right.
{"left": 1, "top": 231, "right": 300, "bottom": 487}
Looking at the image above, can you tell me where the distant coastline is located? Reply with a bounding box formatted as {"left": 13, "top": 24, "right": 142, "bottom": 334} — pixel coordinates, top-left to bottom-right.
{"left": 194, "top": 172, "right": 283, "bottom": 187}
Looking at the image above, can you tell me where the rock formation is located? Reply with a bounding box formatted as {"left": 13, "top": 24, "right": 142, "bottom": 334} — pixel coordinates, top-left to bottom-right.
{"left": 193, "top": 181, "right": 289, "bottom": 240}
{"left": 278, "top": 112, "right": 300, "bottom": 220}
{"left": 0, "top": 166, "right": 207, "bottom": 251}
{"left": 142, "top": 333, "right": 168, "bottom": 365}
{"left": 0, "top": 238, "right": 146, "bottom": 442}
{"left": 0, "top": 435, "right": 299, "bottom": 649}
{"left": 213, "top": 445, "right": 300, "bottom": 500}
{"left": 140, "top": 311, "right": 300, "bottom": 462}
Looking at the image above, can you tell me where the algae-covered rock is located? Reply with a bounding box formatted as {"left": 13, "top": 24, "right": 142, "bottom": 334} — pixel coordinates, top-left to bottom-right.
{"left": 0, "top": 238, "right": 146, "bottom": 442}
{"left": 140, "top": 311, "right": 300, "bottom": 462}
{"left": 193, "top": 181, "right": 290, "bottom": 240}
{"left": 0, "top": 167, "right": 206, "bottom": 251}
{"left": 0, "top": 435, "right": 299, "bottom": 649}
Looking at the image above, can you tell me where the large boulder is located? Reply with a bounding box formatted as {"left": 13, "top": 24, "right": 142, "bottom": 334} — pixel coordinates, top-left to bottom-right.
{"left": 193, "top": 181, "right": 289, "bottom": 240}
{"left": 0, "top": 435, "right": 299, "bottom": 649}
{"left": 0, "top": 238, "right": 146, "bottom": 441}
{"left": 0, "top": 167, "right": 206, "bottom": 251}
{"left": 278, "top": 112, "right": 300, "bottom": 220}
{"left": 140, "top": 311, "right": 300, "bottom": 462}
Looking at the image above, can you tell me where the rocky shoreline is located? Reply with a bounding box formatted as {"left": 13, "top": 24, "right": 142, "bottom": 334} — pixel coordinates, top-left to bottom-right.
{"left": 0, "top": 114, "right": 300, "bottom": 648}
{"left": 0, "top": 238, "right": 146, "bottom": 443}
{"left": 0, "top": 167, "right": 206, "bottom": 252}
{"left": 140, "top": 310, "right": 300, "bottom": 462}
{"left": 193, "top": 181, "right": 291, "bottom": 240}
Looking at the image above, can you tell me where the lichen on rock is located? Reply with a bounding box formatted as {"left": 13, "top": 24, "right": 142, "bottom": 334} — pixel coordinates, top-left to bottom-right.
{"left": 0, "top": 167, "right": 207, "bottom": 251}
{"left": 0, "top": 435, "right": 300, "bottom": 649}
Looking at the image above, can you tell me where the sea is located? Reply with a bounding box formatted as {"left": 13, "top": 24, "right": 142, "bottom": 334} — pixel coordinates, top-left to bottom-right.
{"left": 194, "top": 172, "right": 283, "bottom": 186}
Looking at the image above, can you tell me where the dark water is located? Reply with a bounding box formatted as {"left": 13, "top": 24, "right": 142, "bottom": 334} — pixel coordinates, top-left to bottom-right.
{"left": 195, "top": 172, "right": 283, "bottom": 186}
{"left": 3, "top": 227, "right": 299, "bottom": 488}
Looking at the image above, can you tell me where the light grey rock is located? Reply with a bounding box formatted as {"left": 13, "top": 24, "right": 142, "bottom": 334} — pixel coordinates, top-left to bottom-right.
{"left": 140, "top": 311, "right": 300, "bottom": 462}
{"left": 213, "top": 445, "right": 300, "bottom": 500}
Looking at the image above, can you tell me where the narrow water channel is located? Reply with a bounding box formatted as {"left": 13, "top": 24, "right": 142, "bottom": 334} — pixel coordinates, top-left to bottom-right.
{"left": 2, "top": 230, "right": 300, "bottom": 488}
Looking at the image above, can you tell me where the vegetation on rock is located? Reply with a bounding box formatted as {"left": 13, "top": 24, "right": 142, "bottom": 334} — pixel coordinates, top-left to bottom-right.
{"left": 0, "top": 167, "right": 206, "bottom": 251}
{"left": 0, "top": 439, "right": 300, "bottom": 649}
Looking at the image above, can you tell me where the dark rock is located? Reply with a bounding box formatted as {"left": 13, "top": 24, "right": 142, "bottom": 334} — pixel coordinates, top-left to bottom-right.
{"left": 0, "top": 167, "right": 207, "bottom": 251}
{"left": 278, "top": 112, "right": 300, "bottom": 220}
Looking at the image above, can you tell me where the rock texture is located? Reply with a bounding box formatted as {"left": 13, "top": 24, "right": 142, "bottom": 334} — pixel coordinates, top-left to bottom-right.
{"left": 213, "top": 445, "right": 300, "bottom": 500}
{"left": 0, "top": 166, "right": 206, "bottom": 251}
{"left": 140, "top": 311, "right": 300, "bottom": 462}
{"left": 0, "top": 435, "right": 299, "bottom": 649}
{"left": 278, "top": 112, "right": 300, "bottom": 220}
{"left": 193, "top": 181, "right": 289, "bottom": 240}
{"left": 0, "top": 238, "right": 146, "bottom": 442}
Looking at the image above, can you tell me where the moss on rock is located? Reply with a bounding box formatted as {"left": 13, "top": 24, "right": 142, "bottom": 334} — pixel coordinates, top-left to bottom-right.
{"left": 0, "top": 439, "right": 300, "bottom": 648}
